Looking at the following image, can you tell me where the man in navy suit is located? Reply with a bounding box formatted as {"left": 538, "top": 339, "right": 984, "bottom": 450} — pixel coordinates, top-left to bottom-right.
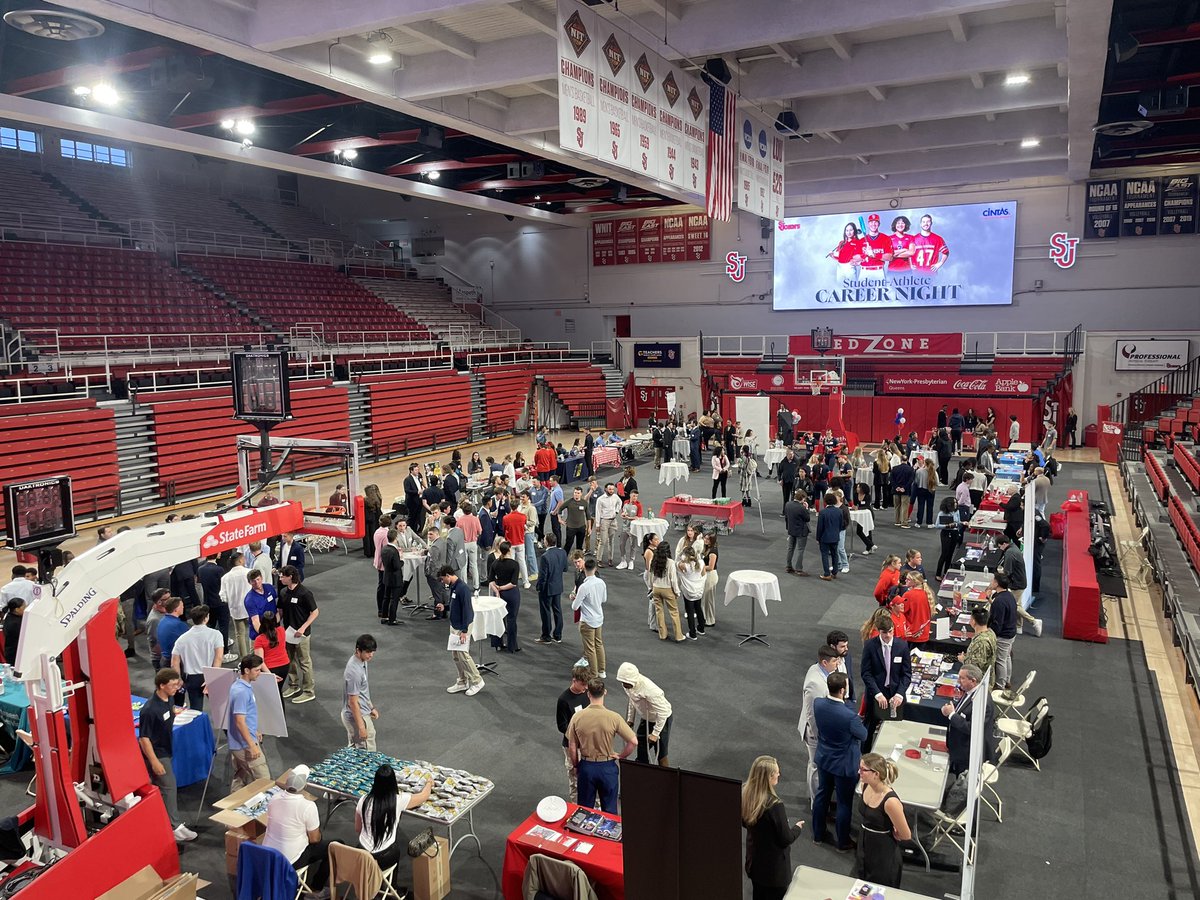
{"left": 811, "top": 672, "right": 868, "bottom": 851}
{"left": 274, "top": 532, "right": 306, "bottom": 582}
{"left": 861, "top": 612, "right": 913, "bottom": 741}
{"left": 941, "top": 663, "right": 998, "bottom": 775}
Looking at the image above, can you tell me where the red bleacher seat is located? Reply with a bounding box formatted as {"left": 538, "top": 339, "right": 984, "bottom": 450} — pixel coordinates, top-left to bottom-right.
{"left": 1174, "top": 444, "right": 1200, "bottom": 493}
{"left": 538, "top": 362, "right": 606, "bottom": 420}
{"left": 357, "top": 371, "right": 472, "bottom": 456}
{"left": 478, "top": 365, "right": 533, "bottom": 433}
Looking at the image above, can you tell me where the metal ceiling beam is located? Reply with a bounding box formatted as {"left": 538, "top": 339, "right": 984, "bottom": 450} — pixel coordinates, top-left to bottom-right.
{"left": 170, "top": 93, "right": 359, "bottom": 129}
{"left": 824, "top": 34, "right": 852, "bottom": 61}
{"left": 505, "top": 1, "right": 557, "bottom": 37}
{"left": 948, "top": 15, "right": 968, "bottom": 43}
{"left": 1064, "top": 0, "right": 1113, "bottom": 182}
{"left": 741, "top": 19, "right": 1064, "bottom": 103}
{"left": 5, "top": 45, "right": 205, "bottom": 97}
{"left": 786, "top": 137, "right": 1067, "bottom": 184}
{"left": 786, "top": 159, "right": 1067, "bottom": 201}
{"left": 394, "top": 21, "right": 477, "bottom": 60}
{"left": 386, "top": 153, "right": 523, "bottom": 175}
{"left": 784, "top": 109, "right": 1069, "bottom": 164}
{"left": 456, "top": 173, "right": 577, "bottom": 191}
{"left": 389, "top": 33, "right": 553, "bottom": 101}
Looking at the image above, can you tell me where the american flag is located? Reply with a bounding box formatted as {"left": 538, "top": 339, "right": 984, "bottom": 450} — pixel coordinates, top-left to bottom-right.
{"left": 705, "top": 80, "right": 737, "bottom": 222}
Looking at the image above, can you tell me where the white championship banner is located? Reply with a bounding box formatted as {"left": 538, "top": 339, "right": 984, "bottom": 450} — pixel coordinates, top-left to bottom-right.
{"left": 736, "top": 106, "right": 785, "bottom": 219}
{"left": 657, "top": 57, "right": 688, "bottom": 189}
{"left": 596, "top": 21, "right": 631, "bottom": 170}
{"left": 558, "top": 1, "right": 599, "bottom": 158}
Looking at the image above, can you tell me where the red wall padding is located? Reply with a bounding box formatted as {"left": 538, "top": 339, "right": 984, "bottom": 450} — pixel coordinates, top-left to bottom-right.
{"left": 147, "top": 380, "right": 350, "bottom": 498}
{"left": 0, "top": 399, "right": 119, "bottom": 520}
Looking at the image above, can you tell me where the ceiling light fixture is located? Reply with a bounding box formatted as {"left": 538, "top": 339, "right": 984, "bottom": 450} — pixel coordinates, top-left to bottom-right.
{"left": 1020, "top": 138, "right": 1041, "bottom": 148}
{"left": 534, "top": 194, "right": 541, "bottom": 200}
{"left": 234, "top": 119, "right": 255, "bottom": 136}
{"left": 241, "top": 138, "right": 253, "bottom": 148}
{"left": 91, "top": 82, "right": 119, "bottom": 106}
{"left": 343, "top": 149, "right": 358, "bottom": 160}
{"left": 367, "top": 31, "right": 394, "bottom": 65}
{"left": 1004, "top": 72, "right": 1031, "bottom": 87}
{"left": 427, "top": 170, "right": 440, "bottom": 180}
{"left": 219, "top": 117, "right": 235, "bottom": 130}
{"left": 72, "top": 85, "right": 90, "bottom": 97}
{"left": 368, "top": 50, "right": 393, "bottom": 65}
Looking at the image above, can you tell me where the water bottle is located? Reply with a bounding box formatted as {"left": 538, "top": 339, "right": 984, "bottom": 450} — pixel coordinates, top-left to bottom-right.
{"left": 959, "top": 559, "right": 966, "bottom": 578}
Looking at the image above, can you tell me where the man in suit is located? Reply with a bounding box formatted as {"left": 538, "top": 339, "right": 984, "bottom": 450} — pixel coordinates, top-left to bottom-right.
{"left": 816, "top": 493, "right": 843, "bottom": 581}
{"left": 811, "top": 672, "right": 867, "bottom": 851}
{"left": 861, "top": 612, "right": 913, "bottom": 741}
{"left": 826, "top": 629, "right": 856, "bottom": 708}
{"left": 776, "top": 448, "right": 799, "bottom": 511}
{"left": 941, "top": 663, "right": 998, "bottom": 775}
{"left": 274, "top": 532, "right": 305, "bottom": 582}
{"left": 799, "top": 645, "right": 841, "bottom": 799}
{"left": 783, "top": 489, "right": 811, "bottom": 576}
{"left": 583, "top": 428, "right": 595, "bottom": 477}
{"left": 403, "top": 463, "right": 425, "bottom": 534}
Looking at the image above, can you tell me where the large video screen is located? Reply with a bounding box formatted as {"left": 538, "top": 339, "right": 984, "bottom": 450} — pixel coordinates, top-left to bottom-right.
{"left": 772, "top": 200, "right": 1018, "bottom": 310}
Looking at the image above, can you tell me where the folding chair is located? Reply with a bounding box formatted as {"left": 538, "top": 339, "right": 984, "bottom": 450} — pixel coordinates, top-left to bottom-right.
{"left": 996, "top": 698, "right": 1049, "bottom": 771}
{"left": 928, "top": 807, "right": 975, "bottom": 864}
{"left": 326, "top": 841, "right": 407, "bottom": 900}
{"left": 992, "top": 670, "right": 1036, "bottom": 721}
{"left": 980, "top": 762, "right": 1003, "bottom": 823}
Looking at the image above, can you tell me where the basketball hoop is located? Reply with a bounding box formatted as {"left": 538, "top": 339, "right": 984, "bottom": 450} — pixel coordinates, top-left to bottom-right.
{"left": 808, "top": 382, "right": 821, "bottom": 396}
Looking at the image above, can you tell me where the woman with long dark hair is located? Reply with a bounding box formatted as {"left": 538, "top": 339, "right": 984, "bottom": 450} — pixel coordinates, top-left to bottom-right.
{"left": 649, "top": 543, "right": 686, "bottom": 642}
{"left": 355, "top": 764, "right": 433, "bottom": 873}
{"left": 490, "top": 541, "right": 522, "bottom": 653}
{"left": 677, "top": 547, "right": 705, "bottom": 640}
{"left": 252, "top": 611, "right": 290, "bottom": 699}
{"left": 826, "top": 222, "right": 863, "bottom": 280}
{"left": 362, "top": 483, "right": 383, "bottom": 558}
{"left": 701, "top": 532, "right": 720, "bottom": 628}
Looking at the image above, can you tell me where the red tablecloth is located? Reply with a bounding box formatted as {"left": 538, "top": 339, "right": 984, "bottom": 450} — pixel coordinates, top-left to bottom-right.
{"left": 502, "top": 804, "right": 625, "bottom": 900}
{"left": 659, "top": 498, "right": 746, "bottom": 529}
{"left": 1060, "top": 491, "right": 1107, "bottom": 643}
{"left": 592, "top": 446, "right": 621, "bottom": 471}
{"left": 979, "top": 490, "right": 1009, "bottom": 511}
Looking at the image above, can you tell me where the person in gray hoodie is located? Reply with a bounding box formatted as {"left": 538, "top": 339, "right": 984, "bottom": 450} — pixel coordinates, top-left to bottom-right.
{"left": 616, "top": 662, "right": 674, "bottom": 767}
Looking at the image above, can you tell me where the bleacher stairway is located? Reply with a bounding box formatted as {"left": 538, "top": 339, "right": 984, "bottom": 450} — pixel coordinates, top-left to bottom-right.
{"left": 470, "top": 371, "right": 487, "bottom": 441}
{"left": 109, "top": 400, "right": 160, "bottom": 514}
{"left": 345, "top": 381, "right": 372, "bottom": 450}
{"left": 597, "top": 361, "right": 623, "bottom": 402}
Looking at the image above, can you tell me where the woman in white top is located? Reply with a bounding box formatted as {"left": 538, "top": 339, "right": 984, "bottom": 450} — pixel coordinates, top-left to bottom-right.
{"left": 355, "top": 764, "right": 432, "bottom": 873}
{"left": 675, "top": 523, "right": 704, "bottom": 561}
{"left": 649, "top": 544, "right": 686, "bottom": 641}
{"left": 677, "top": 547, "right": 706, "bottom": 639}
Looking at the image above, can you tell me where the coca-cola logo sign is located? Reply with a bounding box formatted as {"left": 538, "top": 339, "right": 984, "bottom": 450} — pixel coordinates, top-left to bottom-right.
{"left": 883, "top": 375, "right": 1033, "bottom": 395}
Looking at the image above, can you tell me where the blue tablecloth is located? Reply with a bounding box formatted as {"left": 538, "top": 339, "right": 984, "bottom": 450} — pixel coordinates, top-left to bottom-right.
{"left": 0, "top": 687, "right": 214, "bottom": 785}
{"left": 556, "top": 456, "right": 590, "bottom": 483}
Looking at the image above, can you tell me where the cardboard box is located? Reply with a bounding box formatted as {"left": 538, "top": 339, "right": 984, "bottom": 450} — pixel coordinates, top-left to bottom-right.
{"left": 412, "top": 836, "right": 451, "bottom": 900}
{"left": 209, "top": 778, "right": 280, "bottom": 831}
{"left": 98, "top": 867, "right": 199, "bottom": 900}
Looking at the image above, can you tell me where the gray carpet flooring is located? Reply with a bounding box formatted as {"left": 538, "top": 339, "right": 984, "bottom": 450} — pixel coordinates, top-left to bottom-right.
{"left": 2, "top": 458, "right": 1197, "bottom": 899}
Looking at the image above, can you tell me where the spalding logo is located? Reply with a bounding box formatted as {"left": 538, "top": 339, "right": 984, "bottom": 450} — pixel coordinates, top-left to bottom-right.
{"left": 981, "top": 207, "right": 1011, "bottom": 217}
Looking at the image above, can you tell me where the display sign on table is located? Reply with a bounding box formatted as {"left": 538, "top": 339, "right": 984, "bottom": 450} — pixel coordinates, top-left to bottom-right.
{"left": 1113, "top": 338, "right": 1191, "bottom": 371}
{"left": 634, "top": 342, "right": 682, "bottom": 369}
{"left": 593, "top": 214, "right": 710, "bottom": 266}
{"left": 558, "top": 0, "right": 709, "bottom": 200}
{"left": 772, "top": 200, "right": 1018, "bottom": 310}
{"left": 1084, "top": 178, "right": 1121, "bottom": 239}
{"left": 736, "top": 106, "right": 785, "bottom": 220}
{"left": 787, "top": 332, "right": 962, "bottom": 357}
{"left": 1121, "top": 178, "right": 1160, "bottom": 236}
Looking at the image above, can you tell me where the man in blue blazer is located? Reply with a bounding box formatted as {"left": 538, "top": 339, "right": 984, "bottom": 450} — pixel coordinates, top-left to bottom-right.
{"left": 816, "top": 493, "right": 843, "bottom": 580}
{"left": 861, "top": 612, "right": 913, "bottom": 741}
{"left": 812, "top": 672, "right": 868, "bottom": 851}
{"left": 274, "top": 532, "right": 306, "bottom": 582}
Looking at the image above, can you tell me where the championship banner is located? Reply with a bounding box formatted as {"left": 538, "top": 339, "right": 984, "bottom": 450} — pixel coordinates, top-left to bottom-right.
{"left": 787, "top": 333, "right": 963, "bottom": 356}
{"left": 596, "top": 21, "right": 631, "bottom": 170}
{"left": 1160, "top": 175, "right": 1197, "bottom": 235}
{"left": 637, "top": 215, "right": 662, "bottom": 264}
{"left": 592, "top": 214, "right": 710, "bottom": 266}
{"left": 736, "top": 107, "right": 773, "bottom": 217}
{"left": 682, "top": 80, "right": 707, "bottom": 195}
{"left": 1084, "top": 179, "right": 1120, "bottom": 239}
{"left": 772, "top": 200, "right": 1018, "bottom": 309}
{"left": 661, "top": 213, "right": 687, "bottom": 261}
{"left": 628, "top": 35, "right": 662, "bottom": 181}
{"left": 769, "top": 131, "right": 785, "bottom": 221}
{"left": 880, "top": 375, "right": 1034, "bottom": 396}
{"left": 634, "top": 342, "right": 682, "bottom": 369}
{"left": 686, "top": 213, "right": 712, "bottom": 261}
{"left": 592, "top": 218, "right": 616, "bottom": 266}
{"left": 614, "top": 217, "right": 638, "bottom": 264}
{"left": 1120, "top": 177, "right": 1160, "bottom": 237}
{"left": 557, "top": 0, "right": 599, "bottom": 158}
{"left": 657, "top": 57, "right": 687, "bottom": 189}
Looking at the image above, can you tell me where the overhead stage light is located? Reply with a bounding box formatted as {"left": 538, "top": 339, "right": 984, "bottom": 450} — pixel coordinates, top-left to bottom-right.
{"left": 367, "top": 31, "right": 394, "bottom": 65}
{"left": 234, "top": 119, "right": 255, "bottom": 136}
{"left": 1004, "top": 72, "right": 1031, "bottom": 87}
{"left": 428, "top": 170, "right": 440, "bottom": 180}
{"left": 343, "top": 149, "right": 358, "bottom": 160}
{"left": 72, "top": 85, "right": 91, "bottom": 97}
{"left": 1020, "top": 138, "right": 1041, "bottom": 148}
{"left": 219, "top": 118, "right": 235, "bottom": 130}
{"left": 91, "top": 82, "right": 119, "bottom": 105}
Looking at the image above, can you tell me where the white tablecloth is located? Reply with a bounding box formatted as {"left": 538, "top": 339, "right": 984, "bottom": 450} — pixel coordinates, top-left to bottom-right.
{"left": 723, "top": 569, "right": 782, "bottom": 616}
{"left": 629, "top": 517, "right": 669, "bottom": 545}
{"left": 763, "top": 447, "right": 788, "bottom": 468}
{"left": 659, "top": 461, "right": 690, "bottom": 486}
{"left": 468, "top": 594, "right": 507, "bottom": 642}
{"left": 849, "top": 508, "right": 875, "bottom": 538}
{"left": 853, "top": 465, "right": 873, "bottom": 486}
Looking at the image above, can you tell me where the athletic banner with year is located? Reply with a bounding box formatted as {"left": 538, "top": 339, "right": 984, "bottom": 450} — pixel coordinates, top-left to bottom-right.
{"left": 558, "top": 1, "right": 598, "bottom": 157}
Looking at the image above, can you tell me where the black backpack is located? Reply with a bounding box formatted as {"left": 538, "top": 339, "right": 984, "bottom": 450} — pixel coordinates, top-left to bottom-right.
{"left": 1025, "top": 700, "right": 1053, "bottom": 760}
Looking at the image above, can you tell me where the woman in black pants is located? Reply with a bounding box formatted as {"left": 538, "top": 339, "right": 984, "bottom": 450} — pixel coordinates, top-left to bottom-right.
{"left": 933, "top": 497, "right": 964, "bottom": 579}
{"left": 490, "top": 541, "right": 522, "bottom": 652}
{"left": 711, "top": 448, "right": 732, "bottom": 499}
{"left": 741, "top": 755, "right": 804, "bottom": 900}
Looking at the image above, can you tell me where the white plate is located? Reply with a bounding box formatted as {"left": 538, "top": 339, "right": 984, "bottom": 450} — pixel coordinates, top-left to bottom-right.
{"left": 536, "top": 795, "right": 568, "bottom": 823}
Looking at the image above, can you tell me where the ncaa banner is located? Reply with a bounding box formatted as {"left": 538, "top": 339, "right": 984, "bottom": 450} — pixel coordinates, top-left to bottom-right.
{"left": 558, "top": 0, "right": 599, "bottom": 158}
{"left": 627, "top": 35, "right": 662, "bottom": 181}
{"left": 595, "top": 21, "right": 632, "bottom": 170}
{"left": 634, "top": 342, "right": 682, "bottom": 368}
{"left": 657, "top": 57, "right": 688, "bottom": 190}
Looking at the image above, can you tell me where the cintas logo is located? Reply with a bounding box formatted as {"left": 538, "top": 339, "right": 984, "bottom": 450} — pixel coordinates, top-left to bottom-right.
{"left": 725, "top": 250, "right": 747, "bottom": 282}
{"left": 601, "top": 32, "right": 625, "bottom": 75}
{"left": 563, "top": 10, "right": 590, "bottom": 57}
{"left": 1049, "top": 232, "right": 1079, "bottom": 268}
{"left": 981, "top": 207, "right": 1011, "bottom": 217}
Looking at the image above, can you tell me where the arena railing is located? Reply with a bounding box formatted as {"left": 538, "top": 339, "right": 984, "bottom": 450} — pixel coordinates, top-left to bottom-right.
{"left": 962, "top": 329, "right": 1083, "bottom": 360}
{"left": 1111, "top": 352, "right": 1200, "bottom": 461}
{"left": 0, "top": 372, "right": 107, "bottom": 403}
{"left": 465, "top": 344, "right": 586, "bottom": 368}
{"left": 18, "top": 329, "right": 275, "bottom": 368}
{"left": 702, "top": 334, "right": 789, "bottom": 357}
{"left": 127, "top": 358, "right": 335, "bottom": 395}
{"left": 347, "top": 352, "right": 455, "bottom": 377}
{"left": 332, "top": 330, "right": 444, "bottom": 352}
{"left": 445, "top": 325, "right": 524, "bottom": 349}
{"left": 0, "top": 213, "right": 128, "bottom": 249}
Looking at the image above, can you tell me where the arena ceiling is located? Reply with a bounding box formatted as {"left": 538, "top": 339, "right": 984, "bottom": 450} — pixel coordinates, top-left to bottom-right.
{"left": 1, "top": 0, "right": 1196, "bottom": 217}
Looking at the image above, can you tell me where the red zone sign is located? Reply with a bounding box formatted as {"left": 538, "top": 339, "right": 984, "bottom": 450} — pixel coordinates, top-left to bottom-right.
{"left": 788, "top": 333, "right": 962, "bottom": 356}
{"left": 198, "top": 501, "right": 304, "bottom": 555}
{"left": 881, "top": 375, "right": 1033, "bottom": 395}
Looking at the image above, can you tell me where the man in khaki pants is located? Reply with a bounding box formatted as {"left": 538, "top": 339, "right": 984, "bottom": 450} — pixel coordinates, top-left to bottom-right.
{"left": 228, "top": 654, "right": 271, "bottom": 790}
{"left": 571, "top": 558, "right": 607, "bottom": 679}
{"left": 278, "top": 566, "right": 320, "bottom": 705}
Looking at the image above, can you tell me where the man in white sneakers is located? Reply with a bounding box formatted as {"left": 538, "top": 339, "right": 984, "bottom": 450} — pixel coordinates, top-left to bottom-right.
{"left": 439, "top": 566, "right": 485, "bottom": 697}
{"left": 138, "top": 668, "right": 197, "bottom": 843}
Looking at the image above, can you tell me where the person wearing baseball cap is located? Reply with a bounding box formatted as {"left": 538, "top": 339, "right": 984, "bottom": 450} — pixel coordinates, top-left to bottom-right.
{"left": 860, "top": 213, "right": 892, "bottom": 271}
{"left": 264, "top": 763, "right": 330, "bottom": 896}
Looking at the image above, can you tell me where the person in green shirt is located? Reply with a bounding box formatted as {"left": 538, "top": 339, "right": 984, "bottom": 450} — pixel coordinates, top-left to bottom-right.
{"left": 959, "top": 606, "right": 997, "bottom": 688}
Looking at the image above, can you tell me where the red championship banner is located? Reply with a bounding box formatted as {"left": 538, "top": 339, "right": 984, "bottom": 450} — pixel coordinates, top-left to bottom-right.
{"left": 614, "top": 217, "right": 639, "bottom": 264}
{"left": 592, "top": 219, "right": 616, "bottom": 266}
{"left": 789, "top": 333, "right": 962, "bottom": 356}
{"left": 881, "top": 375, "right": 1034, "bottom": 395}
{"left": 593, "top": 214, "right": 709, "bottom": 265}
{"left": 637, "top": 215, "right": 662, "bottom": 263}
{"left": 661, "top": 213, "right": 686, "bottom": 261}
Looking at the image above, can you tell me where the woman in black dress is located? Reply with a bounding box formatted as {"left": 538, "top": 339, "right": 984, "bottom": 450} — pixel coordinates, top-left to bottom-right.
{"left": 490, "top": 540, "right": 522, "bottom": 652}
{"left": 741, "top": 755, "right": 804, "bottom": 900}
{"left": 362, "top": 484, "right": 383, "bottom": 557}
{"left": 855, "top": 752, "right": 911, "bottom": 887}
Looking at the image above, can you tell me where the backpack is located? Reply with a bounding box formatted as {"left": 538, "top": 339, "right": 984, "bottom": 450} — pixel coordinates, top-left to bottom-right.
{"left": 1025, "top": 701, "right": 1053, "bottom": 760}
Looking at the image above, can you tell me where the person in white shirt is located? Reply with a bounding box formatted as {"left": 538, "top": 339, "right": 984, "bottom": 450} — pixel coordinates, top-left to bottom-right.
{"left": 263, "top": 765, "right": 328, "bottom": 895}
{"left": 799, "top": 645, "right": 841, "bottom": 800}
{"left": 247, "top": 542, "right": 273, "bottom": 584}
{"left": 170, "top": 605, "right": 224, "bottom": 710}
{"left": 616, "top": 662, "right": 674, "bottom": 766}
{"left": 221, "top": 552, "right": 252, "bottom": 659}
{"left": 355, "top": 763, "right": 432, "bottom": 873}
{"left": 594, "top": 483, "right": 623, "bottom": 567}
{"left": 572, "top": 559, "right": 607, "bottom": 678}
{"left": 0, "top": 566, "right": 37, "bottom": 608}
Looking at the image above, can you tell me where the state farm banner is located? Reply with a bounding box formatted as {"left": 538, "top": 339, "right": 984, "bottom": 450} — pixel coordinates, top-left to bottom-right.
{"left": 881, "top": 375, "right": 1034, "bottom": 396}
{"left": 558, "top": 0, "right": 599, "bottom": 157}
{"left": 788, "top": 333, "right": 962, "bottom": 356}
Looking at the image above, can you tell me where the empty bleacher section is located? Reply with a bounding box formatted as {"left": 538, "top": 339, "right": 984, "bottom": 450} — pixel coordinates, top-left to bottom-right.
{"left": 357, "top": 371, "right": 472, "bottom": 458}
{"left": 0, "top": 399, "right": 119, "bottom": 521}
{"left": 353, "top": 274, "right": 487, "bottom": 339}
{"left": 143, "top": 380, "right": 350, "bottom": 499}
{"left": 539, "top": 362, "right": 607, "bottom": 421}
{"left": 478, "top": 365, "right": 533, "bottom": 433}
{"left": 230, "top": 197, "right": 354, "bottom": 249}
{"left": 0, "top": 243, "right": 260, "bottom": 346}
{"left": 0, "top": 152, "right": 116, "bottom": 243}
{"left": 179, "top": 256, "right": 429, "bottom": 342}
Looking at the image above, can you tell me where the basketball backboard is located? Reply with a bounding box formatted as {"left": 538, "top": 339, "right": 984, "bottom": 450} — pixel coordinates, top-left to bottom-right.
{"left": 235, "top": 435, "right": 364, "bottom": 539}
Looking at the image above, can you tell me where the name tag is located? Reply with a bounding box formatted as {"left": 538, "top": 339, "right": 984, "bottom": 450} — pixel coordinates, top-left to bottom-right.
{"left": 162, "top": 712, "right": 171, "bottom": 721}
{"left": 893, "top": 656, "right": 903, "bottom": 664}
{"left": 291, "top": 598, "right": 299, "bottom": 604}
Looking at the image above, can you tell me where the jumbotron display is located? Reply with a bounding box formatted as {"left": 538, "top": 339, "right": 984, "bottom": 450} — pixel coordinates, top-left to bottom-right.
{"left": 772, "top": 200, "right": 1018, "bottom": 310}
